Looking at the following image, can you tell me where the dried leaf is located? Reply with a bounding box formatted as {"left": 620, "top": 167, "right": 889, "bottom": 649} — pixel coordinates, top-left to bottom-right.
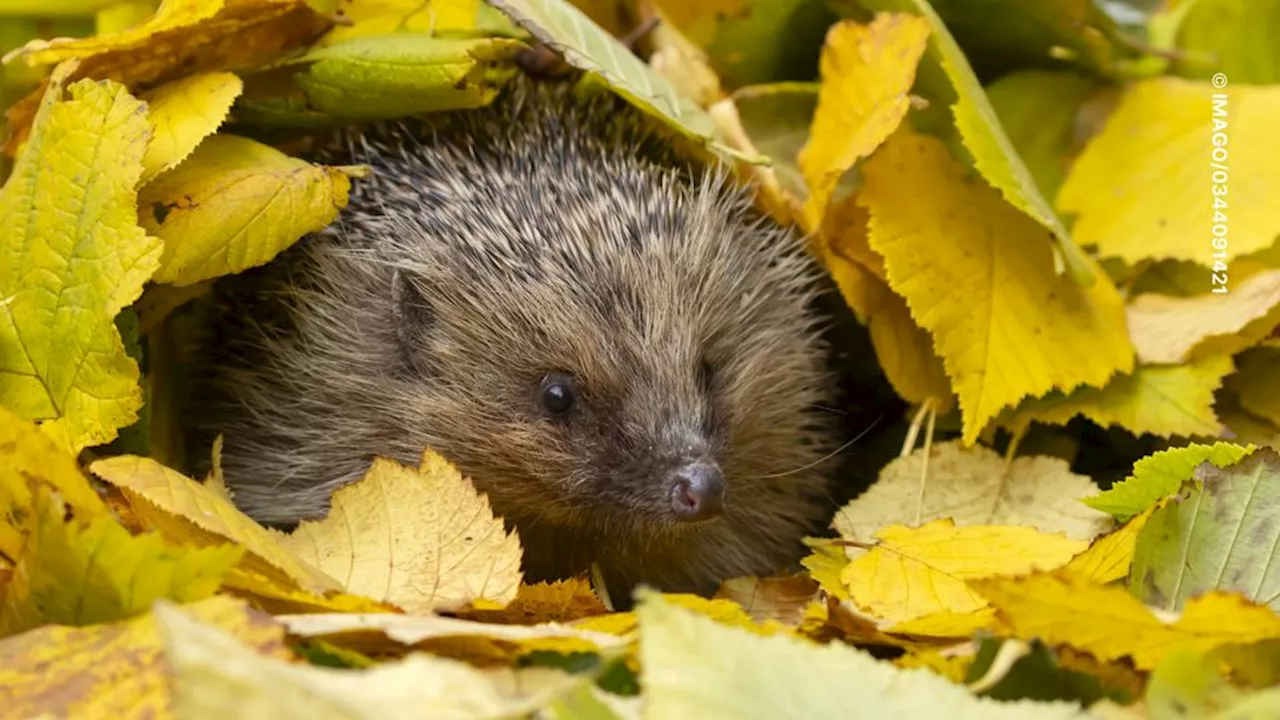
{"left": 0, "top": 70, "right": 161, "bottom": 453}
{"left": 3, "top": 0, "right": 331, "bottom": 151}
{"left": 139, "top": 133, "right": 352, "bottom": 286}
{"left": 282, "top": 451, "right": 523, "bottom": 614}
{"left": 834, "top": 440, "right": 1112, "bottom": 544}
{"left": 456, "top": 578, "right": 608, "bottom": 625}
{"left": 858, "top": 129, "right": 1132, "bottom": 444}
{"left": 89, "top": 455, "right": 340, "bottom": 595}
{"left": 278, "top": 611, "right": 627, "bottom": 662}
{"left": 1127, "top": 270, "right": 1280, "bottom": 364}
{"left": 714, "top": 575, "right": 820, "bottom": 627}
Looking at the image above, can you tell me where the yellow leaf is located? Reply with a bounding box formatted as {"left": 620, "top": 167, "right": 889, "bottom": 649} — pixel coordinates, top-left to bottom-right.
{"left": 277, "top": 611, "right": 628, "bottom": 663}
{"left": 317, "top": 0, "right": 482, "bottom": 46}
{"left": 1126, "top": 269, "right": 1280, "bottom": 364}
{"left": 842, "top": 519, "right": 1087, "bottom": 624}
{"left": 886, "top": 607, "right": 997, "bottom": 638}
{"left": 1063, "top": 507, "right": 1153, "bottom": 585}
{"left": 0, "top": 596, "right": 289, "bottom": 720}
{"left": 1000, "top": 354, "right": 1232, "bottom": 439}
{"left": 3, "top": 0, "right": 331, "bottom": 152}
{"left": 220, "top": 567, "right": 396, "bottom": 615}
{"left": 818, "top": 196, "right": 954, "bottom": 409}
{"left": 797, "top": 13, "right": 929, "bottom": 230}
{"left": 139, "top": 71, "right": 243, "bottom": 182}
{"left": 863, "top": 0, "right": 1093, "bottom": 284}
{"left": 456, "top": 578, "right": 609, "bottom": 624}
{"left": 972, "top": 571, "right": 1280, "bottom": 670}
{"left": 155, "top": 601, "right": 587, "bottom": 719}
{"left": 714, "top": 574, "right": 820, "bottom": 627}
{"left": 282, "top": 451, "right": 523, "bottom": 614}
{"left": 0, "top": 407, "right": 108, "bottom": 563}
{"left": 139, "top": 133, "right": 352, "bottom": 286}
{"left": 800, "top": 538, "right": 852, "bottom": 602}
{"left": 89, "top": 455, "right": 340, "bottom": 595}
{"left": 0, "top": 487, "right": 242, "bottom": 636}
{"left": 0, "top": 71, "right": 162, "bottom": 454}
{"left": 834, "top": 440, "right": 1112, "bottom": 545}
{"left": 858, "top": 130, "right": 1133, "bottom": 444}
{"left": 1058, "top": 78, "right": 1280, "bottom": 264}
{"left": 893, "top": 648, "right": 972, "bottom": 684}
{"left": 574, "top": 593, "right": 789, "bottom": 638}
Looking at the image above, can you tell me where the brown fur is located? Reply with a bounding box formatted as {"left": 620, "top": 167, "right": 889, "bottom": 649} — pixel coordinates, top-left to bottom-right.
{"left": 182, "top": 77, "right": 836, "bottom": 598}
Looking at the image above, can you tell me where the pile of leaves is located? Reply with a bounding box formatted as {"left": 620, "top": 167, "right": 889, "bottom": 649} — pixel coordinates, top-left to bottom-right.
{"left": 1, "top": 0, "right": 1279, "bottom": 717}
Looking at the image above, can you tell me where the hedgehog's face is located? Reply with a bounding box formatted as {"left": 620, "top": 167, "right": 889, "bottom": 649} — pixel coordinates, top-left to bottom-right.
{"left": 391, "top": 214, "right": 831, "bottom": 536}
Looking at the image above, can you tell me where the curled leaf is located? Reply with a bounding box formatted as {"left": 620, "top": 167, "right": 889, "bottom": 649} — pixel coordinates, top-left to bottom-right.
{"left": 139, "top": 133, "right": 352, "bottom": 286}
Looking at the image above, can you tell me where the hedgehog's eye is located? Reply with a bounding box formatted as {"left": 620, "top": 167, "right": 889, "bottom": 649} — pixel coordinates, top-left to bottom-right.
{"left": 539, "top": 372, "right": 578, "bottom": 418}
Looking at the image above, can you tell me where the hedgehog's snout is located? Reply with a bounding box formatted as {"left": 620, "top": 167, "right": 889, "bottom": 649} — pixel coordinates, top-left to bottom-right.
{"left": 668, "top": 462, "right": 725, "bottom": 522}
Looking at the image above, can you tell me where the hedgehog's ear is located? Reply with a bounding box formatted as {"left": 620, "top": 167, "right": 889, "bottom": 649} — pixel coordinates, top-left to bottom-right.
{"left": 391, "top": 268, "right": 436, "bottom": 378}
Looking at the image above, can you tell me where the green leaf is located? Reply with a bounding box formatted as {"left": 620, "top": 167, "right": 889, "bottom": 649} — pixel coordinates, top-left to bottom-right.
{"left": 139, "top": 134, "right": 353, "bottom": 287}
{"left": 0, "top": 71, "right": 162, "bottom": 454}
{"left": 657, "top": 0, "right": 837, "bottom": 88}
{"left": 1164, "top": 0, "right": 1280, "bottom": 84}
{"left": 1084, "top": 442, "right": 1255, "bottom": 521}
{"left": 998, "top": 354, "right": 1234, "bottom": 446}
{"left": 487, "top": 0, "right": 717, "bottom": 141}
{"left": 731, "top": 82, "right": 818, "bottom": 199}
{"left": 985, "top": 70, "right": 1095, "bottom": 203}
{"left": 1129, "top": 448, "right": 1280, "bottom": 612}
{"left": 294, "top": 34, "right": 525, "bottom": 119}
{"left": 924, "top": 0, "right": 1130, "bottom": 77}
{"left": 634, "top": 589, "right": 1092, "bottom": 719}
{"left": 1146, "top": 650, "right": 1246, "bottom": 720}
{"left": 857, "top": 0, "right": 1094, "bottom": 285}
{"left": 965, "top": 638, "right": 1123, "bottom": 706}
{"left": 0, "top": 488, "right": 243, "bottom": 636}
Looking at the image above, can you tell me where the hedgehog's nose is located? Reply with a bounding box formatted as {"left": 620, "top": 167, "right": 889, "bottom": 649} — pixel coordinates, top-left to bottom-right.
{"left": 669, "top": 463, "right": 725, "bottom": 522}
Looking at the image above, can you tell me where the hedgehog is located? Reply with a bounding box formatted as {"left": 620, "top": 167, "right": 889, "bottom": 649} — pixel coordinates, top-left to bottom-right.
{"left": 182, "top": 76, "right": 837, "bottom": 599}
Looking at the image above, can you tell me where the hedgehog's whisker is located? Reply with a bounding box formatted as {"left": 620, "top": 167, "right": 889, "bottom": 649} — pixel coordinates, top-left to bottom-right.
{"left": 743, "top": 415, "right": 882, "bottom": 480}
